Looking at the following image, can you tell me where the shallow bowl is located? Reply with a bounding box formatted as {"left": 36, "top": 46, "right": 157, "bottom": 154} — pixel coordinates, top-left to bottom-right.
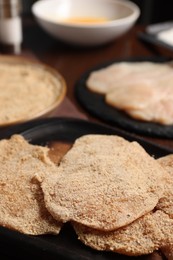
{"left": 32, "top": 0, "right": 140, "bottom": 46}
{"left": 0, "top": 55, "right": 66, "bottom": 127}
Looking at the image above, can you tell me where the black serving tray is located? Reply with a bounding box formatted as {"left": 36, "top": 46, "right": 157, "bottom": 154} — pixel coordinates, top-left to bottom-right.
{"left": 139, "top": 21, "right": 173, "bottom": 54}
{"left": 75, "top": 56, "right": 173, "bottom": 138}
{"left": 0, "top": 117, "right": 171, "bottom": 260}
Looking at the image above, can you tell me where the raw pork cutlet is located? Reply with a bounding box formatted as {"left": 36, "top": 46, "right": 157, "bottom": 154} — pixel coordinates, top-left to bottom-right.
{"left": 0, "top": 135, "right": 62, "bottom": 235}
{"left": 86, "top": 61, "right": 173, "bottom": 94}
{"left": 73, "top": 210, "right": 173, "bottom": 256}
{"left": 105, "top": 82, "right": 159, "bottom": 110}
{"left": 37, "top": 134, "right": 167, "bottom": 231}
{"left": 105, "top": 82, "right": 173, "bottom": 125}
{"left": 125, "top": 98, "right": 173, "bottom": 125}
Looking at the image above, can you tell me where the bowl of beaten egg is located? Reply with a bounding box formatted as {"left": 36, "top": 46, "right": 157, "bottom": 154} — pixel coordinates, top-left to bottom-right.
{"left": 32, "top": 0, "right": 140, "bottom": 46}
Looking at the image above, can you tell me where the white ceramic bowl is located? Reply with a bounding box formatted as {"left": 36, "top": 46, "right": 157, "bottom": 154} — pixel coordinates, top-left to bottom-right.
{"left": 32, "top": 0, "right": 140, "bottom": 47}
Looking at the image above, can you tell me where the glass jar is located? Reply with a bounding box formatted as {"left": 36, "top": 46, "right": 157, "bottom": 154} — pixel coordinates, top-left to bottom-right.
{"left": 0, "top": 0, "right": 22, "bottom": 54}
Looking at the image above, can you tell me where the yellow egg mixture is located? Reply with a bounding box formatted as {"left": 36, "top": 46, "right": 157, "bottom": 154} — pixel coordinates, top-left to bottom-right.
{"left": 61, "top": 16, "right": 109, "bottom": 24}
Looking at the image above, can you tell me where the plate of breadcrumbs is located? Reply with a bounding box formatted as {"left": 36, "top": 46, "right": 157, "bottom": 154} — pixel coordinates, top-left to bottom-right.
{"left": 0, "top": 117, "right": 173, "bottom": 260}
{"left": 75, "top": 56, "right": 173, "bottom": 138}
{"left": 0, "top": 55, "right": 66, "bottom": 127}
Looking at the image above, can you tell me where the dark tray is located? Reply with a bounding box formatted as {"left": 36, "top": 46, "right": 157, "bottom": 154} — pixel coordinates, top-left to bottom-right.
{"left": 0, "top": 117, "right": 171, "bottom": 260}
{"left": 138, "top": 21, "right": 173, "bottom": 54}
{"left": 138, "top": 32, "right": 173, "bottom": 53}
{"left": 75, "top": 56, "right": 173, "bottom": 138}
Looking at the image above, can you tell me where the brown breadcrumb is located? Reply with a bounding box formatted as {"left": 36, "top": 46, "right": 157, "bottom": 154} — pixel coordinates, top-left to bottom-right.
{"left": 37, "top": 134, "right": 167, "bottom": 231}
{"left": 73, "top": 210, "right": 173, "bottom": 256}
{"left": 0, "top": 135, "right": 62, "bottom": 235}
{"left": 157, "top": 154, "right": 173, "bottom": 217}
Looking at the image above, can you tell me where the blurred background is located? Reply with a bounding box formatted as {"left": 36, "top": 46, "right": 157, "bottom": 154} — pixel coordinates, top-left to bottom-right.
{"left": 22, "top": 0, "right": 172, "bottom": 25}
